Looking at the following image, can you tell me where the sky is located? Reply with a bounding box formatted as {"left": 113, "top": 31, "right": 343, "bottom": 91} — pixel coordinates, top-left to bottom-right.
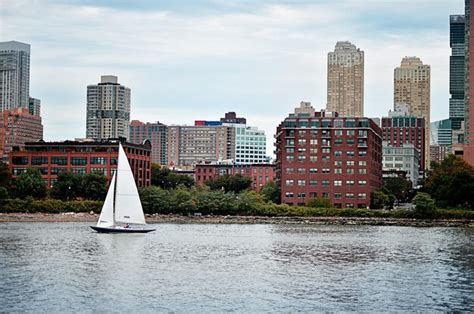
{"left": 0, "top": 0, "right": 465, "bottom": 156}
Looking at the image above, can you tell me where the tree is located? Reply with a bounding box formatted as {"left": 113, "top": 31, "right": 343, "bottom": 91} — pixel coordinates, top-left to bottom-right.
{"left": 50, "top": 172, "right": 82, "bottom": 200}
{"left": 260, "top": 181, "right": 281, "bottom": 204}
{"left": 383, "top": 177, "right": 412, "bottom": 202}
{"left": 307, "top": 197, "right": 332, "bottom": 208}
{"left": 14, "top": 168, "right": 46, "bottom": 199}
{"left": 81, "top": 172, "right": 107, "bottom": 200}
{"left": 413, "top": 192, "right": 436, "bottom": 218}
{"left": 424, "top": 155, "right": 474, "bottom": 208}
{"left": 151, "top": 164, "right": 194, "bottom": 189}
{"left": 0, "top": 161, "right": 11, "bottom": 189}
{"left": 206, "top": 174, "right": 251, "bottom": 193}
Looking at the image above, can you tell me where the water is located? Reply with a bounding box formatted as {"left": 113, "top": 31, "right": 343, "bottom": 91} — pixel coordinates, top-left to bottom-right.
{"left": 1, "top": 223, "right": 473, "bottom": 312}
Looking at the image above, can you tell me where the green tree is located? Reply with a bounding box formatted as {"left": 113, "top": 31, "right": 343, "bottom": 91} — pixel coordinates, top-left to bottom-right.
{"left": 81, "top": 172, "right": 107, "bottom": 200}
{"left": 50, "top": 172, "right": 82, "bottom": 200}
{"left": 0, "top": 161, "right": 11, "bottom": 189}
{"left": 151, "top": 164, "right": 194, "bottom": 189}
{"left": 260, "top": 181, "right": 281, "bottom": 204}
{"left": 412, "top": 192, "right": 436, "bottom": 218}
{"left": 307, "top": 197, "right": 332, "bottom": 208}
{"left": 424, "top": 155, "right": 474, "bottom": 208}
{"left": 383, "top": 177, "right": 412, "bottom": 202}
{"left": 370, "top": 189, "right": 395, "bottom": 209}
{"left": 14, "top": 168, "right": 46, "bottom": 199}
{"left": 206, "top": 174, "right": 251, "bottom": 193}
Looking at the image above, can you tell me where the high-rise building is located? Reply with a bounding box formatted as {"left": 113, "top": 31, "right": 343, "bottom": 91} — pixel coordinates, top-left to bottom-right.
{"left": 450, "top": 15, "right": 466, "bottom": 130}
{"left": 327, "top": 41, "right": 364, "bottom": 117}
{"left": 86, "top": 75, "right": 130, "bottom": 141}
{"left": 394, "top": 56, "right": 431, "bottom": 169}
{"left": 381, "top": 115, "right": 426, "bottom": 172}
{"left": 28, "top": 97, "right": 40, "bottom": 116}
{"left": 167, "top": 125, "right": 234, "bottom": 169}
{"left": 220, "top": 112, "right": 246, "bottom": 124}
{"left": 0, "top": 41, "right": 30, "bottom": 111}
{"left": 430, "top": 119, "right": 453, "bottom": 146}
{"left": 0, "top": 107, "right": 43, "bottom": 159}
{"left": 275, "top": 102, "right": 382, "bottom": 208}
{"left": 464, "top": 0, "right": 474, "bottom": 166}
{"left": 129, "top": 120, "right": 168, "bottom": 165}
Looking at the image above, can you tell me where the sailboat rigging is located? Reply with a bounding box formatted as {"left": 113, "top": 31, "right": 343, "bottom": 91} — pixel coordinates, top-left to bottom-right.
{"left": 90, "top": 142, "right": 155, "bottom": 233}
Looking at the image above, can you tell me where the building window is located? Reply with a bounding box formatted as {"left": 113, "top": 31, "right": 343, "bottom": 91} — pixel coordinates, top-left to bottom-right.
{"left": 322, "top": 168, "right": 330, "bottom": 173}
{"left": 51, "top": 168, "right": 67, "bottom": 175}
{"left": 347, "top": 151, "right": 355, "bottom": 157}
{"left": 52, "top": 157, "right": 67, "bottom": 165}
{"left": 298, "top": 139, "right": 306, "bottom": 145}
{"left": 310, "top": 156, "right": 317, "bottom": 162}
{"left": 298, "top": 180, "right": 306, "bottom": 186}
{"left": 309, "top": 168, "right": 318, "bottom": 173}
{"left": 322, "top": 180, "right": 330, "bottom": 187}
{"left": 346, "top": 193, "right": 354, "bottom": 199}
{"left": 347, "top": 161, "right": 355, "bottom": 166}
{"left": 297, "top": 192, "right": 306, "bottom": 198}
{"left": 71, "top": 157, "right": 87, "bottom": 166}
{"left": 12, "top": 156, "right": 28, "bottom": 165}
{"left": 346, "top": 180, "right": 355, "bottom": 186}
{"left": 72, "top": 168, "right": 86, "bottom": 174}
{"left": 347, "top": 169, "right": 355, "bottom": 174}
{"left": 358, "top": 193, "right": 367, "bottom": 199}
{"left": 32, "top": 156, "right": 48, "bottom": 165}
{"left": 309, "top": 180, "right": 317, "bottom": 186}
{"left": 310, "top": 139, "right": 318, "bottom": 145}
{"left": 359, "top": 168, "right": 367, "bottom": 174}
{"left": 285, "top": 180, "right": 294, "bottom": 186}
{"left": 286, "top": 168, "right": 294, "bottom": 174}
{"left": 358, "top": 180, "right": 367, "bottom": 186}
{"left": 334, "top": 193, "right": 342, "bottom": 199}
{"left": 285, "top": 192, "right": 294, "bottom": 198}
{"left": 297, "top": 168, "right": 306, "bottom": 174}
{"left": 91, "top": 157, "right": 107, "bottom": 165}
{"left": 286, "top": 156, "right": 294, "bottom": 161}
{"left": 334, "top": 180, "right": 342, "bottom": 186}
{"left": 298, "top": 155, "right": 306, "bottom": 161}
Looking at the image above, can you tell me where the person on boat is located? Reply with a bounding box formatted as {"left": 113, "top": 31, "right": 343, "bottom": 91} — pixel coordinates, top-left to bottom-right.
{"left": 124, "top": 224, "right": 130, "bottom": 228}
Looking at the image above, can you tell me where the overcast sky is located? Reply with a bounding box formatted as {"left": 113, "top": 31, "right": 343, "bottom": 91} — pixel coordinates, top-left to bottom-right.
{"left": 0, "top": 0, "right": 464, "bottom": 156}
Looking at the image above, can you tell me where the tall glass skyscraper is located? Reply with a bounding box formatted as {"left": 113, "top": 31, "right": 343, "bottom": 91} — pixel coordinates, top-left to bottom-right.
{"left": 0, "top": 41, "right": 30, "bottom": 111}
{"left": 450, "top": 15, "right": 465, "bottom": 130}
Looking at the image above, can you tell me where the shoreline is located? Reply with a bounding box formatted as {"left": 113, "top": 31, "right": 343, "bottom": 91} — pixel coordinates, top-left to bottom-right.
{"left": 1, "top": 212, "right": 473, "bottom": 227}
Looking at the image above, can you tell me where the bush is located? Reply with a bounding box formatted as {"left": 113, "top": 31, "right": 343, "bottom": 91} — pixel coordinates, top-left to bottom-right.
{"left": 307, "top": 197, "right": 332, "bottom": 208}
{"left": 413, "top": 192, "right": 436, "bottom": 218}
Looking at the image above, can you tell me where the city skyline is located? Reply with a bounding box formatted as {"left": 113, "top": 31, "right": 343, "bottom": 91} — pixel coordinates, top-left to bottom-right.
{"left": 0, "top": 0, "right": 463, "bottom": 156}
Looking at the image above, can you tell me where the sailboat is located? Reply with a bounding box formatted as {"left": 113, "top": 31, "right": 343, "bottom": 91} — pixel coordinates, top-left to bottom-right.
{"left": 90, "top": 143, "right": 155, "bottom": 233}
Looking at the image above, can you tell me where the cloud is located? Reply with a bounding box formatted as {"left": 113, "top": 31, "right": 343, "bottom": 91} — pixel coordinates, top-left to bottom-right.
{"left": 0, "top": 0, "right": 464, "bottom": 156}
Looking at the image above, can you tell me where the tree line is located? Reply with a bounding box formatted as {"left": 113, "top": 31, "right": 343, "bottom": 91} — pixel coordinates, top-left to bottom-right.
{"left": 1, "top": 156, "right": 474, "bottom": 216}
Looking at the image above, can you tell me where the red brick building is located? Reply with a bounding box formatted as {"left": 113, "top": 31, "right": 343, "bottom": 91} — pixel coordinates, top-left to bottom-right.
{"left": 381, "top": 116, "right": 425, "bottom": 172}
{"left": 0, "top": 108, "right": 43, "bottom": 160}
{"left": 195, "top": 161, "right": 275, "bottom": 192}
{"left": 9, "top": 139, "right": 151, "bottom": 188}
{"left": 275, "top": 103, "right": 383, "bottom": 208}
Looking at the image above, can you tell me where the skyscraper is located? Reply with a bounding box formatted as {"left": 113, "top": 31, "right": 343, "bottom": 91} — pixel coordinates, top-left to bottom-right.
{"left": 0, "top": 41, "right": 30, "bottom": 111}
{"left": 464, "top": 0, "right": 474, "bottom": 166}
{"left": 450, "top": 15, "right": 465, "bottom": 130}
{"left": 394, "top": 56, "right": 431, "bottom": 169}
{"left": 86, "top": 75, "right": 130, "bottom": 141}
{"left": 327, "top": 41, "right": 364, "bottom": 117}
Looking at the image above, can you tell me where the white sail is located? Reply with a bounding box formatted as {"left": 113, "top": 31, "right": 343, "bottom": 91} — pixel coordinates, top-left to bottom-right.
{"left": 114, "top": 143, "right": 147, "bottom": 225}
{"left": 97, "top": 172, "right": 116, "bottom": 227}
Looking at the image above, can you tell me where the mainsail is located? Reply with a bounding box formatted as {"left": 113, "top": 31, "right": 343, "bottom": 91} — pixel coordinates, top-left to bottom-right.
{"left": 113, "top": 143, "right": 146, "bottom": 225}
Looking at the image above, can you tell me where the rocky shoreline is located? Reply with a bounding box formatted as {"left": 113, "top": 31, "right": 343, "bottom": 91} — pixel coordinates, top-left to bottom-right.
{"left": 1, "top": 212, "right": 473, "bottom": 227}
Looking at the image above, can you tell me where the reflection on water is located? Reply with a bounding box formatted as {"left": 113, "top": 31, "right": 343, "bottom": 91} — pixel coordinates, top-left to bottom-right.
{"left": 0, "top": 223, "right": 473, "bottom": 312}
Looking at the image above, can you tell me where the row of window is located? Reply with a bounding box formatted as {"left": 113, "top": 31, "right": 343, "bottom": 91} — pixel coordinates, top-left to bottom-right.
{"left": 285, "top": 192, "right": 367, "bottom": 199}
{"left": 285, "top": 180, "right": 367, "bottom": 186}
{"left": 13, "top": 156, "right": 115, "bottom": 166}
{"left": 286, "top": 129, "right": 368, "bottom": 137}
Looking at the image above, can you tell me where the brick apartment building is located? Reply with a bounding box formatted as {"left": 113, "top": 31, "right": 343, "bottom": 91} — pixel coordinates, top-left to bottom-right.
{"left": 0, "top": 108, "right": 43, "bottom": 160}
{"left": 9, "top": 139, "right": 151, "bottom": 188}
{"left": 275, "top": 102, "right": 383, "bottom": 208}
{"left": 195, "top": 161, "right": 275, "bottom": 192}
{"left": 381, "top": 115, "right": 426, "bottom": 172}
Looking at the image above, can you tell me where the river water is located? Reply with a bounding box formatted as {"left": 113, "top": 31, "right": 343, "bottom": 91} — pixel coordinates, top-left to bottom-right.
{"left": 1, "top": 223, "right": 473, "bottom": 312}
